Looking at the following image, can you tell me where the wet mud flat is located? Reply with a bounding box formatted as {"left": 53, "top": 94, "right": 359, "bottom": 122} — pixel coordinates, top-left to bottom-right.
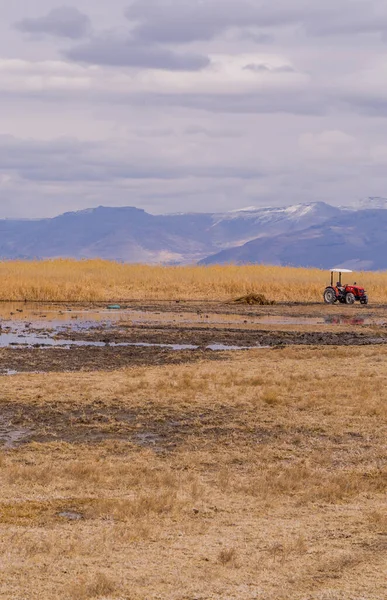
{"left": 0, "top": 401, "right": 248, "bottom": 450}
{"left": 1, "top": 300, "right": 387, "bottom": 374}
{"left": 0, "top": 395, "right": 369, "bottom": 452}
{"left": 0, "top": 345, "right": 226, "bottom": 374}
{"left": 0, "top": 299, "right": 386, "bottom": 324}
{"left": 57, "top": 322, "right": 387, "bottom": 348}
{"left": 0, "top": 328, "right": 385, "bottom": 375}
{"left": 1, "top": 342, "right": 386, "bottom": 600}
{"left": 71, "top": 299, "right": 385, "bottom": 318}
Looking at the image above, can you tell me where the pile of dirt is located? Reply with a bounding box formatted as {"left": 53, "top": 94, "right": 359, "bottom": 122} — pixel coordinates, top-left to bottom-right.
{"left": 234, "top": 293, "right": 276, "bottom": 306}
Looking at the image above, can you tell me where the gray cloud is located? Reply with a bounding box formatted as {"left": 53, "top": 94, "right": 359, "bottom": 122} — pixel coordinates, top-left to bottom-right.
{"left": 184, "top": 126, "right": 241, "bottom": 138}
{"left": 241, "top": 31, "right": 274, "bottom": 44}
{"left": 14, "top": 6, "right": 91, "bottom": 40}
{"left": 243, "top": 63, "right": 296, "bottom": 73}
{"left": 338, "top": 93, "right": 387, "bottom": 118}
{"left": 0, "top": 80, "right": 326, "bottom": 117}
{"left": 306, "top": 5, "right": 387, "bottom": 36}
{"left": 125, "top": 0, "right": 387, "bottom": 43}
{"left": 124, "top": 91, "right": 326, "bottom": 116}
{"left": 0, "top": 135, "right": 264, "bottom": 184}
{"left": 125, "top": 0, "right": 299, "bottom": 43}
{"left": 5, "top": 0, "right": 387, "bottom": 219}
{"left": 65, "top": 33, "right": 210, "bottom": 70}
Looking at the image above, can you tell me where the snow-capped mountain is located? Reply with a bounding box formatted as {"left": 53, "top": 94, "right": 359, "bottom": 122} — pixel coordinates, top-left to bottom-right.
{"left": 201, "top": 207, "right": 387, "bottom": 270}
{"left": 208, "top": 202, "right": 341, "bottom": 248}
{"left": 0, "top": 201, "right": 386, "bottom": 269}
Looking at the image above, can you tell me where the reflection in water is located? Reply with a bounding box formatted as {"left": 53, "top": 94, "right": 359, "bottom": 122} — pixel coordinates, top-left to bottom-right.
{"left": 254, "top": 315, "right": 377, "bottom": 326}
{"left": 0, "top": 303, "right": 269, "bottom": 354}
{"left": 324, "top": 316, "right": 366, "bottom": 326}
{"left": 0, "top": 302, "right": 382, "bottom": 328}
{"left": 0, "top": 330, "right": 265, "bottom": 352}
{"left": 0, "top": 302, "right": 383, "bottom": 356}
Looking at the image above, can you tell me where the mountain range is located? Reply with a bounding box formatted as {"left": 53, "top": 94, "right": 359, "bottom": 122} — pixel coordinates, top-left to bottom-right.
{"left": 1, "top": 199, "right": 387, "bottom": 270}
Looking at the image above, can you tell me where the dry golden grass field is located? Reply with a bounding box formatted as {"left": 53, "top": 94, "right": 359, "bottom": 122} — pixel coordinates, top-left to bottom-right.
{"left": 1, "top": 346, "right": 387, "bottom": 600}
{"left": 0, "top": 259, "right": 386, "bottom": 303}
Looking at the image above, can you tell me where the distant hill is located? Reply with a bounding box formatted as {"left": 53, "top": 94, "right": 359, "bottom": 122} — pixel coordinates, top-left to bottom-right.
{"left": 0, "top": 200, "right": 387, "bottom": 269}
{"left": 200, "top": 208, "right": 387, "bottom": 270}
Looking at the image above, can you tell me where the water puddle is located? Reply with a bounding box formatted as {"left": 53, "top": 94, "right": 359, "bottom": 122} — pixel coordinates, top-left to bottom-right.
{"left": 252, "top": 315, "right": 387, "bottom": 326}
{"left": 0, "top": 302, "right": 383, "bottom": 329}
{"left": 254, "top": 316, "right": 368, "bottom": 326}
{"left": 206, "top": 343, "right": 257, "bottom": 351}
{"left": 0, "top": 303, "right": 127, "bottom": 323}
{"left": 58, "top": 511, "right": 84, "bottom": 521}
{"left": 0, "top": 304, "right": 268, "bottom": 353}
{"left": 0, "top": 338, "right": 265, "bottom": 352}
{"left": 0, "top": 327, "right": 266, "bottom": 356}
{"left": 0, "top": 303, "right": 379, "bottom": 366}
{"left": 323, "top": 316, "right": 374, "bottom": 326}
{"left": 134, "top": 432, "right": 162, "bottom": 447}
{"left": 0, "top": 418, "right": 31, "bottom": 448}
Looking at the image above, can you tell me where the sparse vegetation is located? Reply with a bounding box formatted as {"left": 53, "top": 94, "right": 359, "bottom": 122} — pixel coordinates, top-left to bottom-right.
{"left": 0, "top": 259, "right": 384, "bottom": 302}
{"left": 218, "top": 547, "right": 238, "bottom": 567}
{"left": 66, "top": 572, "right": 117, "bottom": 600}
{"left": 0, "top": 346, "right": 386, "bottom": 599}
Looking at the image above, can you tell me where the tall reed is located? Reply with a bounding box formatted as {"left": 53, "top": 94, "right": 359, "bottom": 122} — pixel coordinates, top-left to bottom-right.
{"left": 0, "top": 259, "right": 383, "bottom": 302}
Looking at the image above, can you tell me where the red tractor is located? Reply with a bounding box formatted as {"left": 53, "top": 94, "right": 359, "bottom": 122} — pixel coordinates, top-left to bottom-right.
{"left": 323, "top": 269, "right": 368, "bottom": 305}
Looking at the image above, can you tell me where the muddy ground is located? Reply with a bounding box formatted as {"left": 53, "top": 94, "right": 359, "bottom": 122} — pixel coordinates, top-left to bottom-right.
{"left": 57, "top": 322, "right": 387, "bottom": 347}
{"left": 0, "top": 400, "right": 255, "bottom": 450}
{"left": 36, "top": 299, "right": 387, "bottom": 349}
{"left": 1, "top": 308, "right": 387, "bottom": 600}
{"left": 0, "top": 345, "right": 225, "bottom": 374}
{"left": 0, "top": 396, "right": 367, "bottom": 452}
{"left": 1, "top": 300, "right": 387, "bottom": 374}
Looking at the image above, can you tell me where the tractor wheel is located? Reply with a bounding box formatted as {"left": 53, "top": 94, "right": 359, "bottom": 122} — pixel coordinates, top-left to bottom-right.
{"left": 345, "top": 292, "right": 356, "bottom": 305}
{"left": 324, "top": 288, "right": 337, "bottom": 304}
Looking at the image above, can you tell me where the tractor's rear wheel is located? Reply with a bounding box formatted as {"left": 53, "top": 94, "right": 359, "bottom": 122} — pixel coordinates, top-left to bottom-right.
{"left": 345, "top": 292, "right": 356, "bottom": 305}
{"left": 324, "top": 288, "right": 337, "bottom": 304}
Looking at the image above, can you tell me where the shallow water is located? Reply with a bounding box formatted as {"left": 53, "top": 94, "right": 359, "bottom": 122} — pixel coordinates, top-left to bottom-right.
{"left": 0, "top": 303, "right": 123, "bottom": 322}
{"left": 253, "top": 315, "right": 382, "bottom": 326}
{"left": 0, "top": 302, "right": 382, "bottom": 360}
{"left": 0, "top": 328, "right": 266, "bottom": 353}
{"left": 0, "top": 416, "right": 31, "bottom": 448}
{"left": 0, "top": 302, "right": 383, "bottom": 328}
{"left": 58, "top": 511, "right": 84, "bottom": 521}
{"left": 0, "top": 304, "right": 268, "bottom": 352}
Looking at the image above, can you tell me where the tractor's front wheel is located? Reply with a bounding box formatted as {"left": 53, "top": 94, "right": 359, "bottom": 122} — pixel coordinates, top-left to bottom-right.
{"left": 345, "top": 292, "right": 356, "bottom": 305}
{"left": 324, "top": 288, "right": 337, "bottom": 304}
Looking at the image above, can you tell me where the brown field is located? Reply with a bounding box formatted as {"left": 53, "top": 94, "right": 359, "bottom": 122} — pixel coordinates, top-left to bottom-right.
{"left": 0, "top": 259, "right": 386, "bottom": 303}
{"left": 1, "top": 345, "right": 387, "bottom": 599}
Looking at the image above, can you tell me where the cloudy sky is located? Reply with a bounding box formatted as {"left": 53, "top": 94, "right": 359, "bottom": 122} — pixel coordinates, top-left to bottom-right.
{"left": 2, "top": 0, "right": 387, "bottom": 217}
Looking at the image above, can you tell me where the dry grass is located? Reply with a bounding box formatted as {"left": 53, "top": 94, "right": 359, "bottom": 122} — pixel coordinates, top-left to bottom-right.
{"left": 0, "top": 347, "right": 387, "bottom": 599}
{"left": 218, "top": 547, "right": 238, "bottom": 567}
{"left": 66, "top": 572, "right": 117, "bottom": 600}
{"left": 0, "top": 259, "right": 384, "bottom": 302}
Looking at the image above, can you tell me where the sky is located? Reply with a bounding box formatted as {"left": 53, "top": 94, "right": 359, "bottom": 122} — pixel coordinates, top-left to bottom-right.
{"left": 2, "top": 0, "right": 387, "bottom": 218}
